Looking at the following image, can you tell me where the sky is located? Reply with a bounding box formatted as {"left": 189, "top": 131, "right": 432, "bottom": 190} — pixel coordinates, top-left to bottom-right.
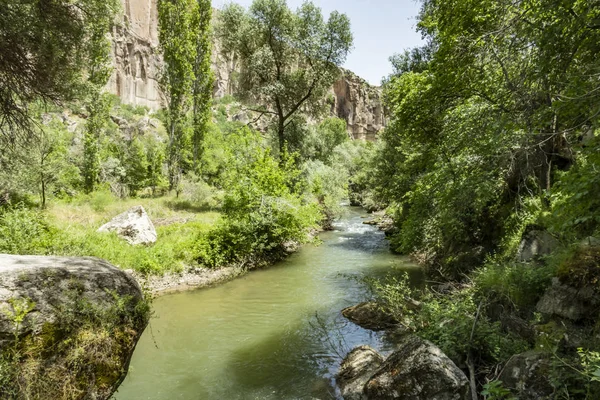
{"left": 212, "top": 0, "right": 425, "bottom": 85}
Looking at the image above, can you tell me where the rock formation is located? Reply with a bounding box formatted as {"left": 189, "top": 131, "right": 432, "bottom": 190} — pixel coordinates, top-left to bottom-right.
{"left": 341, "top": 302, "right": 399, "bottom": 331}
{"left": 107, "top": 1, "right": 386, "bottom": 140}
{"left": 98, "top": 205, "right": 158, "bottom": 245}
{"left": 0, "top": 254, "right": 149, "bottom": 399}
{"left": 337, "top": 336, "right": 471, "bottom": 400}
{"left": 337, "top": 346, "right": 385, "bottom": 400}
{"left": 330, "top": 70, "right": 386, "bottom": 141}
{"left": 499, "top": 351, "right": 554, "bottom": 399}
{"left": 108, "top": 0, "right": 162, "bottom": 110}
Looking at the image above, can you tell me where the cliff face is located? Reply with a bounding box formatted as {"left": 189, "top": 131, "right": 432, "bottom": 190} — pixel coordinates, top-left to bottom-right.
{"left": 108, "top": 0, "right": 162, "bottom": 110}
{"left": 108, "top": 1, "right": 386, "bottom": 139}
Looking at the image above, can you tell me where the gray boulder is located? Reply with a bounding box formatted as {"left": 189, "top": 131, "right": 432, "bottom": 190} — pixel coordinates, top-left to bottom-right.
{"left": 342, "top": 302, "right": 399, "bottom": 331}
{"left": 337, "top": 346, "right": 385, "bottom": 400}
{"left": 362, "top": 336, "right": 471, "bottom": 400}
{"left": 0, "top": 254, "right": 149, "bottom": 399}
{"left": 499, "top": 351, "right": 554, "bottom": 399}
{"left": 517, "top": 229, "right": 558, "bottom": 262}
{"left": 98, "top": 205, "right": 157, "bottom": 245}
{"left": 536, "top": 277, "right": 599, "bottom": 321}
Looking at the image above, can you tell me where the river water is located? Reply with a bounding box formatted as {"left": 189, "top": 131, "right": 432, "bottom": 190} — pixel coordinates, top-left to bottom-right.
{"left": 113, "top": 207, "right": 421, "bottom": 400}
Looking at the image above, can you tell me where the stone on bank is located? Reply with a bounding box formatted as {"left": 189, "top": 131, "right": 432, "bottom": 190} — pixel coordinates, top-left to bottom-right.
{"left": 337, "top": 336, "right": 471, "bottom": 400}
{"left": 0, "top": 254, "right": 149, "bottom": 400}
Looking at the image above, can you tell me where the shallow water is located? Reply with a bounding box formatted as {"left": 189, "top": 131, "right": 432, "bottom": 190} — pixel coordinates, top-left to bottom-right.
{"left": 113, "top": 207, "right": 421, "bottom": 400}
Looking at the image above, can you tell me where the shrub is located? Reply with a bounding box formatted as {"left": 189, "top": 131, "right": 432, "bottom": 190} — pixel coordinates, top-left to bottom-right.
{"left": 474, "top": 259, "right": 556, "bottom": 313}
{"left": 371, "top": 274, "right": 529, "bottom": 366}
{"left": 179, "top": 173, "right": 223, "bottom": 210}
{"left": 0, "top": 206, "right": 56, "bottom": 254}
{"left": 195, "top": 138, "right": 320, "bottom": 268}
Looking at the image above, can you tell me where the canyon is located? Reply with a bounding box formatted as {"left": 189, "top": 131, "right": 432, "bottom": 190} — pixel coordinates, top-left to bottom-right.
{"left": 107, "top": 0, "right": 386, "bottom": 140}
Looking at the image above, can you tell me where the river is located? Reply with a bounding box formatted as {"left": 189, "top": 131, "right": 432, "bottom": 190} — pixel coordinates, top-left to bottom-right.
{"left": 113, "top": 207, "right": 421, "bottom": 400}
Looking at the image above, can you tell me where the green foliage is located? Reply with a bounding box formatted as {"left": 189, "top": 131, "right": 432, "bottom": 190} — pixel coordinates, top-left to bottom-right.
{"left": 195, "top": 132, "right": 320, "bottom": 268}
{"left": 481, "top": 380, "right": 516, "bottom": 400}
{"left": 372, "top": 275, "right": 528, "bottom": 366}
{"left": 191, "top": 0, "right": 213, "bottom": 170}
{"left": 417, "top": 288, "right": 528, "bottom": 365}
{"left": 474, "top": 260, "right": 556, "bottom": 313}
{"left": 551, "top": 135, "right": 600, "bottom": 240}
{"left": 555, "top": 245, "right": 600, "bottom": 292}
{"left": 301, "top": 160, "right": 348, "bottom": 226}
{"left": 158, "top": 0, "right": 202, "bottom": 189}
{"left": 0, "top": 206, "right": 56, "bottom": 254}
{"left": 370, "top": 0, "right": 600, "bottom": 276}
{"left": 0, "top": 0, "right": 119, "bottom": 144}
{"left": 217, "top": 0, "right": 353, "bottom": 154}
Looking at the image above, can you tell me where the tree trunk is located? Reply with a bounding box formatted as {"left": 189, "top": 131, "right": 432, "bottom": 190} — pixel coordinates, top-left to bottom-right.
{"left": 41, "top": 175, "right": 46, "bottom": 209}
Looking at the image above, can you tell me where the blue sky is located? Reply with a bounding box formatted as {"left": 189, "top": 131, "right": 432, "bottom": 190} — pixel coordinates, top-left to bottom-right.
{"left": 212, "top": 0, "right": 425, "bottom": 85}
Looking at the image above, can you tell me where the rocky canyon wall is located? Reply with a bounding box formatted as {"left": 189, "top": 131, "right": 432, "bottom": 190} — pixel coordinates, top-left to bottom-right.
{"left": 108, "top": 1, "right": 386, "bottom": 140}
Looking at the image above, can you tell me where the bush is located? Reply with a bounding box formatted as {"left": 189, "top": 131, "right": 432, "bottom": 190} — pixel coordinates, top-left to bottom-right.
{"left": 301, "top": 160, "right": 349, "bottom": 226}
{"left": 474, "top": 259, "right": 555, "bottom": 313}
{"left": 371, "top": 275, "right": 529, "bottom": 366}
{"left": 195, "top": 139, "right": 320, "bottom": 268}
{"left": 179, "top": 174, "right": 223, "bottom": 210}
{"left": 0, "top": 206, "right": 56, "bottom": 254}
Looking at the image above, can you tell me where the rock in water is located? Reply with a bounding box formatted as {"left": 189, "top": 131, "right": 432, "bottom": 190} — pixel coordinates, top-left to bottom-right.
{"left": 98, "top": 205, "right": 157, "bottom": 245}
{"left": 337, "top": 346, "right": 385, "bottom": 400}
{"left": 0, "top": 254, "right": 149, "bottom": 399}
{"left": 341, "top": 302, "right": 399, "bottom": 331}
{"left": 363, "top": 336, "right": 471, "bottom": 400}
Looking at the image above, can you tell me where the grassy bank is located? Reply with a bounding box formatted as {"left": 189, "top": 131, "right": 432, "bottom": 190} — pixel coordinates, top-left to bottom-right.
{"left": 1, "top": 195, "right": 219, "bottom": 276}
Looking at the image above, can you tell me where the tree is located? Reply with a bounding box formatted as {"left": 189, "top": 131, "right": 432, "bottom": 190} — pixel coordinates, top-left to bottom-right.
{"left": 370, "top": 0, "right": 600, "bottom": 276}
{"left": 217, "top": 0, "right": 353, "bottom": 155}
{"left": 0, "top": 0, "right": 119, "bottom": 147}
{"left": 31, "top": 119, "right": 79, "bottom": 208}
{"left": 192, "top": 0, "right": 214, "bottom": 171}
{"left": 158, "top": 0, "right": 200, "bottom": 190}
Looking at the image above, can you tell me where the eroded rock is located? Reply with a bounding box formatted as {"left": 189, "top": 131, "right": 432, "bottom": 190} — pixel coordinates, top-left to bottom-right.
{"left": 363, "top": 336, "right": 471, "bottom": 400}
{"left": 337, "top": 345, "right": 385, "bottom": 400}
{"left": 0, "top": 254, "right": 148, "bottom": 400}
{"left": 98, "top": 205, "right": 157, "bottom": 245}
{"left": 536, "top": 277, "right": 599, "bottom": 321}
{"left": 499, "top": 351, "right": 554, "bottom": 399}
{"left": 517, "top": 229, "right": 559, "bottom": 262}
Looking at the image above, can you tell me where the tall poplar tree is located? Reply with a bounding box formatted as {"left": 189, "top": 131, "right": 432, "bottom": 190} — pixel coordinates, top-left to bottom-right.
{"left": 158, "top": 0, "right": 200, "bottom": 191}
{"left": 192, "top": 0, "right": 214, "bottom": 170}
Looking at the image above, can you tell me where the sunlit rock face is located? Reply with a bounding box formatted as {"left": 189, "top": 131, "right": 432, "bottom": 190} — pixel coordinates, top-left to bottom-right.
{"left": 107, "top": 0, "right": 162, "bottom": 110}
{"left": 330, "top": 70, "right": 386, "bottom": 141}
{"left": 107, "top": 1, "right": 387, "bottom": 139}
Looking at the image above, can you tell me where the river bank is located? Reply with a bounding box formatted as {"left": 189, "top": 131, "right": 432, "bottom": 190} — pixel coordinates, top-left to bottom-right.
{"left": 112, "top": 207, "right": 422, "bottom": 400}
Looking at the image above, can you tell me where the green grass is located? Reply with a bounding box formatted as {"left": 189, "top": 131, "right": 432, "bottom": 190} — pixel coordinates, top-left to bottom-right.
{"left": 44, "top": 195, "right": 220, "bottom": 275}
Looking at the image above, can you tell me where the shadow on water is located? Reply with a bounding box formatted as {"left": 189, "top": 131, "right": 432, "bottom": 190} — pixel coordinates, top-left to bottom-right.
{"left": 222, "top": 309, "right": 382, "bottom": 400}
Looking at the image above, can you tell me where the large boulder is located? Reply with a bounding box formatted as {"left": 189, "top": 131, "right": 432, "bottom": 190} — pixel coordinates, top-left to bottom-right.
{"left": 517, "top": 229, "right": 559, "bottom": 262}
{"left": 0, "top": 254, "right": 149, "bottom": 399}
{"left": 362, "top": 336, "right": 471, "bottom": 400}
{"left": 536, "top": 277, "right": 599, "bottom": 321}
{"left": 499, "top": 351, "right": 554, "bottom": 399}
{"left": 337, "top": 346, "right": 385, "bottom": 400}
{"left": 98, "top": 205, "right": 157, "bottom": 245}
{"left": 342, "top": 302, "right": 399, "bottom": 331}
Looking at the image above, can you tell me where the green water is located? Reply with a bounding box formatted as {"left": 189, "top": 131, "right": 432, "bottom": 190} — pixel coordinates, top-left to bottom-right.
{"left": 113, "top": 207, "right": 421, "bottom": 400}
